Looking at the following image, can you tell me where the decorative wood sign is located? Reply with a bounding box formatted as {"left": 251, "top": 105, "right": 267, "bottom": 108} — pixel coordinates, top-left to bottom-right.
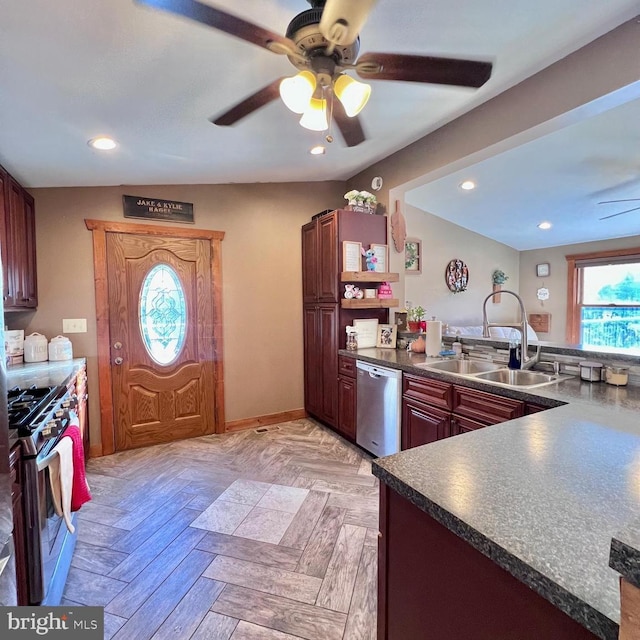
{"left": 123, "top": 195, "right": 194, "bottom": 224}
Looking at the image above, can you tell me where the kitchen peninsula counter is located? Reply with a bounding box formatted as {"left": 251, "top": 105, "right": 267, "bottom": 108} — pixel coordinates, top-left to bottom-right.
{"left": 342, "top": 348, "right": 640, "bottom": 639}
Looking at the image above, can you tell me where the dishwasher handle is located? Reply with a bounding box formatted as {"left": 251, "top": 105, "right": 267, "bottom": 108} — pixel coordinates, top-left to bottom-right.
{"left": 356, "top": 361, "right": 402, "bottom": 380}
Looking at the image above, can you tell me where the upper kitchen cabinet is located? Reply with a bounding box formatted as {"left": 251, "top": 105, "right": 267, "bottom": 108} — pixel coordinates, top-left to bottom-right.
{"left": 302, "top": 212, "right": 339, "bottom": 303}
{"left": 0, "top": 165, "right": 38, "bottom": 310}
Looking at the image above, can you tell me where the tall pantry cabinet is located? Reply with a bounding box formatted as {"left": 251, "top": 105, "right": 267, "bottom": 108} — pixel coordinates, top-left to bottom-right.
{"left": 302, "top": 209, "right": 390, "bottom": 436}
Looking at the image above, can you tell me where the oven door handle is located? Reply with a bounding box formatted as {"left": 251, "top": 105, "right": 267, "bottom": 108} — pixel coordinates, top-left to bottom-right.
{"left": 37, "top": 449, "right": 60, "bottom": 472}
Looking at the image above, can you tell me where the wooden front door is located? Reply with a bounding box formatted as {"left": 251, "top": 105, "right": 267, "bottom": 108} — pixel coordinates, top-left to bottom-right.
{"left": 87, "top": 220, "right": 225, "bottom": 455}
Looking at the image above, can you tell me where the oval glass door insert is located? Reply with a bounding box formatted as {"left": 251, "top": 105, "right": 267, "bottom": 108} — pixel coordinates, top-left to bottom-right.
{"left": 139, "top": 264, "right": 187, "bottom": 365}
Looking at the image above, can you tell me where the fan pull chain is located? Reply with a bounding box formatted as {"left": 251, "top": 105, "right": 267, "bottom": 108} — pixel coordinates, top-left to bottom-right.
{"left": 325, "top": 87, "right": 334, "bottom": 144}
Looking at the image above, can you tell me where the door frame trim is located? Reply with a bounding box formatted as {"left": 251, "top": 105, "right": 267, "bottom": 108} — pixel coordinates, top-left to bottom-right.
{"left": 85, "top": 219, "right": 226, "bottom": 455}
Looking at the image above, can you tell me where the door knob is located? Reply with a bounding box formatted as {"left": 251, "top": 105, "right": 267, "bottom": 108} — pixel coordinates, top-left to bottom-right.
{"left": 113, "top": 342, "right": 123, "bottom": 349}
{"left": 114, "top": 356, "right": 124, "bottom": 365}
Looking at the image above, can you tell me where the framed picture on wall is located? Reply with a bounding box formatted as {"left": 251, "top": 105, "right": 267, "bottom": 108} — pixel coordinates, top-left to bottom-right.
{"left": 405, "top": 238, "right": 421, "bottom": 274}
{"left": 342, "top": 241, "right": 362, "bottom": 272}
{"left": 370, "top": 243, "right": 388, "bottom": 272}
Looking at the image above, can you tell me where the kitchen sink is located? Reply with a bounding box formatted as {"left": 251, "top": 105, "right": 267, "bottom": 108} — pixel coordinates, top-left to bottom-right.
{"left": 472, "top": 369, "right": 565, "bottom": 388}
{"left": 414, "top": 359, "right": 571, "bottom": 389}
{"left": 416, "top": 359, "right": 504, "bottom": 374}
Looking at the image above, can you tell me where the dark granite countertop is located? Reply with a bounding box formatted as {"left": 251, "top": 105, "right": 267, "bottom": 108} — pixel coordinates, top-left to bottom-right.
{"left": 7, "top": 358, "right": 86, "bottom": 390}
{"left": 342, "top": 348, "right": 640, "bottom": 640}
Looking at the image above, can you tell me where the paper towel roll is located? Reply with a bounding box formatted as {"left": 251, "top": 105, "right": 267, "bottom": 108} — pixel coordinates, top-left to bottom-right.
{"left": 425, "top": 320, "right": 442, "bottom": 356}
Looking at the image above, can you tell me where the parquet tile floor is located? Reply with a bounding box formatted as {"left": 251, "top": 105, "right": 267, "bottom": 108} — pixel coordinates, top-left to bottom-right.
{"left": 62, "top": 419, "right": 379, "bottom": 640}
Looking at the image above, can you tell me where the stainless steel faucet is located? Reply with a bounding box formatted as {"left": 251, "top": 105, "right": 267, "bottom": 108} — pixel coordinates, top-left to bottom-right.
{"left": 481, "top": 289, "right": 541, "bottom": 370}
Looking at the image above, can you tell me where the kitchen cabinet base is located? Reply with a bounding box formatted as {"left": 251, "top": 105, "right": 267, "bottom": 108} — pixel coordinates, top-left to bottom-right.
{"left": 379, "top": 485, "right": 600, "bottom": 640}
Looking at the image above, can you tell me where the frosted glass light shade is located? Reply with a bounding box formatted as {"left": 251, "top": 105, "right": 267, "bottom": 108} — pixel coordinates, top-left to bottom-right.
{"left": 334, "top": 75, "right": 371, "bottom": 117}
{"left": 279, "top": 71, "right": 316, "bottom": 114}
{"left": 299, "top": 98, "right": 328, "bottom": 131}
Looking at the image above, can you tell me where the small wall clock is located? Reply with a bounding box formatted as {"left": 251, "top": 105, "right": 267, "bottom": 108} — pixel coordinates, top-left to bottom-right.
{"left": 536, "top": 263, "right": 550, "bottom": 278}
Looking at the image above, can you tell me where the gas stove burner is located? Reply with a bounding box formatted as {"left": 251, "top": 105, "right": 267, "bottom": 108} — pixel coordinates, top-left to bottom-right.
{"left": 8, "top": 385, "right": 62, "bottom": 432}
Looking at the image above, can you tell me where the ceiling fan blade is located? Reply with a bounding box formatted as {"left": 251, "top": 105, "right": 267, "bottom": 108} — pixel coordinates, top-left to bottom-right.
{"left": 599, "top": 206, "right": 640, "bottom": 220}
{"left": 356, "top": 52, "right": 493, "bottom": 88}
{"left": 332, "top": 99, "right": 366, "bottom": 147}
{"left": 135, "top": 0, "right": 296, "bottom": 53}
{"left": 211, "top": 79, "right": 284, "bottom": 126}
{"left": 598, "top": 198, "right": 640, "bottom": 204}
{"left": 319, "top": 0, "right": 377, "bottom": 47}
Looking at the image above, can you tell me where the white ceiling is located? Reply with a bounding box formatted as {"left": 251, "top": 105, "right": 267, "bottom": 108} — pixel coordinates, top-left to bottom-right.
{"left": 1, "top": 0, "right": 638, "bottom": 196}
{"left": 405, "top": 95, "right": 640, "bottom": 251}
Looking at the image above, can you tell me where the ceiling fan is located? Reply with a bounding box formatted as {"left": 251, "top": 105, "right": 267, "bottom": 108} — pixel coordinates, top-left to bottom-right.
{"left": 135, "top": 0, "right": 493, "bottom": 147}
{"left": 598, "top": 198, "right": 640, "bottom": 220}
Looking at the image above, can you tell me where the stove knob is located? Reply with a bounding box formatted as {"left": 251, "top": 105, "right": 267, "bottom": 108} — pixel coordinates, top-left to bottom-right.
{"left": 42, "top": 420, "right": 59, "bottom": 438}
{"left": 61, "top": 395, "right": 78, "bottom": 409}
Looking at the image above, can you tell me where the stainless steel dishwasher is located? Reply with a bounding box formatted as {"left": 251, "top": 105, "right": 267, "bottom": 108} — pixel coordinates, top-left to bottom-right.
{"left": 356, "top": 361, "right": 402, "bottom": 457}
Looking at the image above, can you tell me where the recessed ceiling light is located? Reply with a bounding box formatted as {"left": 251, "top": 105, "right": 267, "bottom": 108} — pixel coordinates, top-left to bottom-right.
{"left": 538, "top": 221, "right": 552, "bottom": 230}
{"left": 88, "top": 136, "right": 117, "bottom": 151}
{"left": 459, "top": 180, "right": 476, "bottom": 191}
{"left": 309, "top": 145, "right": 326, "bottom": 155}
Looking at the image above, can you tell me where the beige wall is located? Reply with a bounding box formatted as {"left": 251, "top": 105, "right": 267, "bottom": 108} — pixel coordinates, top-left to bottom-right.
{"left": 6, "top": 182, "right": 345, "bottom": 448}
{"left": 520, "top": 235, "right": 640, "bottom": 342}
{"left": 400, "top": 204, "right": 521, "bottom": 327}
{"left": 344, "top": 17, "right": 639, "bottom": 338}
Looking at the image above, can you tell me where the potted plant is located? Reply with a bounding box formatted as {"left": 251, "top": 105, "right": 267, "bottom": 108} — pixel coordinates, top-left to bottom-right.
{"left": 407, "top": 305, "right": 425, "bottom": 332}
{"left": 492, "top": 269, "right": 509, "bottom": 303}
{"left": 343, "top": 190, "right": 377, "bottom": 213}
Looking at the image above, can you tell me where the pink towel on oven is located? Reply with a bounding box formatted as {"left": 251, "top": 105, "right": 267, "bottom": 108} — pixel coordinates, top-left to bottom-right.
{"left": 64, "top": 417, "right": 92, "bottom": 511}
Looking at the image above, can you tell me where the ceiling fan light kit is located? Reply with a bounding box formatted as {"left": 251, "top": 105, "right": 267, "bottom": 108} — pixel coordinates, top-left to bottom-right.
{"left": 333, "top": 74, "right": 371, "bottom": 117}
{"left": 300, "top": 97, "right": 329, "bottom": 131}
{"left": 279, "top": 71, "right": 317, "bottom": 114}
{"left": 136, "top": 0, "right": 493, "bottom": 148}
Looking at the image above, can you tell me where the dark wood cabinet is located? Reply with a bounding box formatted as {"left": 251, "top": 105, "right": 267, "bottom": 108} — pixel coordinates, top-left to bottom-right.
{"left": 401, "top": 373, "right": 525, "bottom": 449}
{"left": 401, "top": 374, "right": 452, "bottom": 450}
{"left": 453, "top": 385, "right": 524, "bottom": 425}
{"left": 0, "top": 167, "right": 11, "bottom": 303}
{"left": 451, "top": 413, "right": 487, "bottom": 435}
{"left": 303, "top": 304, "right": 338, "bottom": 426}
{"left": 337, "top": 374, "right": 356, "bottom": 440}
{"left": 302, "top": 210, "right": 388, "bottom": 435}
{"left": 378, "top": 483, "right": 600, "bottom": 639}
{"left": 402, "top": 398, "right": 450, "bottom": 449}
{"left": 337, "top": 355, "right": 357, "bottom": 440}
{"left": 526, "top": 402, "right": 549, "bottom": 414}
{"left": 10, "top": 445, "right": 28, "bottom": 605}
{"left": 0, "top": 165, "right": 38, "bottom": 310}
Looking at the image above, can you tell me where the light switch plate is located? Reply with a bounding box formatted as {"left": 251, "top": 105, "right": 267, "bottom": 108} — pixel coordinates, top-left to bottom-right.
{"left": 62, "top": 318, "right": 87, "bottom": 333}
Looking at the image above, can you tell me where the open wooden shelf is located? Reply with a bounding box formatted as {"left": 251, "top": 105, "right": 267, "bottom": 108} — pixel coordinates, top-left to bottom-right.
{"left": 341, "top": 271, "right": 399, "bottom": 282}
{"left": 341, "top": 298, "right": 399, "bottom": 309}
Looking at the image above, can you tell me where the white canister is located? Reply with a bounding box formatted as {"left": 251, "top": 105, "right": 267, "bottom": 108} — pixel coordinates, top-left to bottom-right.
{"left": 23, "top": 332, "right": 48, "bottom": 362}
{"left": 48, "top": 335, "right": 73, "bottom": 361}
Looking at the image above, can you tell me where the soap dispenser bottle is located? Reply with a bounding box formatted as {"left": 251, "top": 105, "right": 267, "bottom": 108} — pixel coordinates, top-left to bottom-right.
{"left": 508, "top": 330, "right": 521, "bottom": 369}
{"left": 452, "top": 338, "right": 463, "bottom": 359}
